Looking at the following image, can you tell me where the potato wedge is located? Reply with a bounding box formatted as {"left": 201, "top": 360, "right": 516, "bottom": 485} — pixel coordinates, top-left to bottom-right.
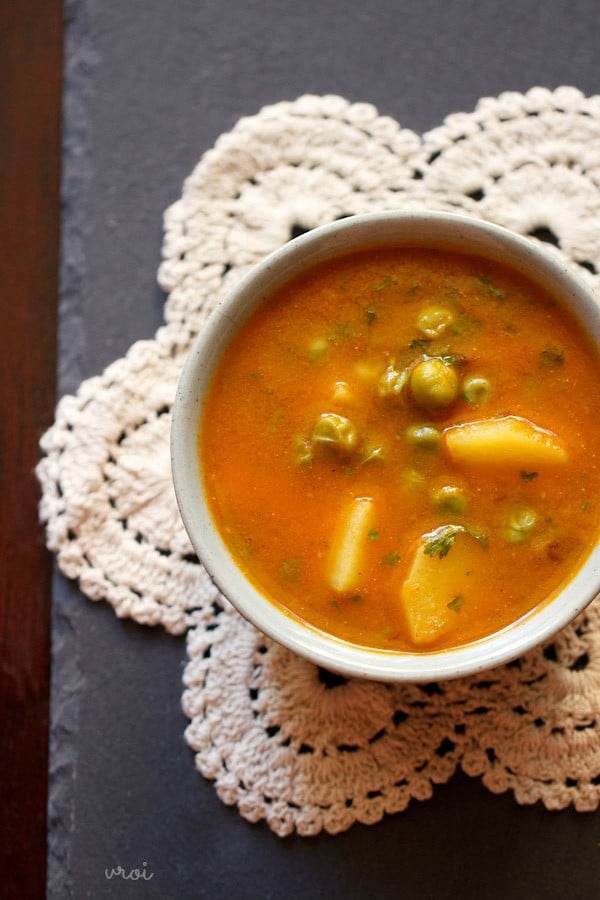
{"left": 401, "top": 526, "right": 488, "bottom": 645}
{"left": 327, "top": 497, "right": 374, "bottom": 593}
{"left": 443, "top": 415, "right": 567, "bottom": 467}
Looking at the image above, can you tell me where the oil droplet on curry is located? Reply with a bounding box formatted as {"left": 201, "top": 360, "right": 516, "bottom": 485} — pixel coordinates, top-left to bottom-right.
{"left": 200, "top": 248, "right": 600, "bottom": 651}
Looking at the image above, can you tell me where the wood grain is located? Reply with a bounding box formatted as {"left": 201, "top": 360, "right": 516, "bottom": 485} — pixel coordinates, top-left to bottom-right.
{"left": 0, "top": 0, "right": 62, "bottom": 895}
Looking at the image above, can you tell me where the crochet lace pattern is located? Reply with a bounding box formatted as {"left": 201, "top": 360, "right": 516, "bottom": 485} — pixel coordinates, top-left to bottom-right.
{"left": 38, "top": 87, "right": 600, "bottom": 836}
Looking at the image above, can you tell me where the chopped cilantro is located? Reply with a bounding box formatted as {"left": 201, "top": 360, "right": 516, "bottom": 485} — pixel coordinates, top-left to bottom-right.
{"left": 350, "top": 594, "right": 363, "bottom": 604}
{"left": 333, "top": 321, "right": 352, "bottom": 340}
{"left": 374, "top": 275, "right": 395, "bottom": 291}
{"left": 447, "top": 594, "right": 464, "bottom": 612}
{"left": 423, "top": 525, "right": 461, "bottom": 559}
{"left": 381, "top": 550, "right": 401, "bottom": 567}
{"left": 520, "top": 470, "right": 539, "bottom": 481}
{"left": 423, "top": 524, "right": 487, "bottom": 559}
{"left": 406, "top": 283, "right": 421, "bottom": 297}
{"left": 409, "top": 337, "right": 432, "bottom": 352}
{"left": 582, "top": 501, "right": 590, "bottom": 512}
{"left": 476, "top": 273, "right": 506, "bottom": 299}
{"left": 368, "top": 528, "right": 380, "bottom": 542}
{"left": 540, "top": 346, "right": 565, "bottom": 366}
{"left": 365, "top": 306, "right": 377, "bottom": 324}
{"left": 440, "top": 353, "right": 467, "bottom": 367}
{"left": 280, "top": 558, "right": 301, "bottom": 583}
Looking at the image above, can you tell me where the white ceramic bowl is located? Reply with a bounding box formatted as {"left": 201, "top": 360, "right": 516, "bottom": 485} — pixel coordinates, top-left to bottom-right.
{"left": 171, "top": 211, "right": 600, "bottom": 681}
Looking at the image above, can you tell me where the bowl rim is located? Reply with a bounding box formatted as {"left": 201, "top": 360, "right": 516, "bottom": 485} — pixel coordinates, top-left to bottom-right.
{"left": 171, "top": 210, "right": 600, "bottom": 682}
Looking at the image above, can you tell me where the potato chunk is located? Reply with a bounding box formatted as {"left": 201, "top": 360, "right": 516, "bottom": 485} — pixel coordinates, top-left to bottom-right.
{"left": 443, "top": 416, "right": 567, "bottom": 467}
{"left": 327, "top": 497, "right": 374, "bottom": 593}
{"left": 401, "top": 527, "right": 488, "bottom": 645}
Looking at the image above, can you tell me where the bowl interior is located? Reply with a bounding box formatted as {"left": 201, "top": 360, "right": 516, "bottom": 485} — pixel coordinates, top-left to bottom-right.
{"left": 172, "top": 211, "right": 600, "bottom": 681}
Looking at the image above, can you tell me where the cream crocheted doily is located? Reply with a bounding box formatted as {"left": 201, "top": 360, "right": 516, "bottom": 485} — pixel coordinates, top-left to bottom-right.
{"left": 38, "top": 87, "right": 600, "bottom": 835}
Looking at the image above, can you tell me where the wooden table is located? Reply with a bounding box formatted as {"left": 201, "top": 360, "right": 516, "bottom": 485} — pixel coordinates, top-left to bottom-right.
{"left": 1, "top": 2, "right": 62, "bottom": 896}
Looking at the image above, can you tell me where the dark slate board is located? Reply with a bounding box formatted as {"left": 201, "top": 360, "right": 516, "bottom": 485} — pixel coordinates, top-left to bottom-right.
{"left": 51, "top": 1, "right": 600, "bottom": 896}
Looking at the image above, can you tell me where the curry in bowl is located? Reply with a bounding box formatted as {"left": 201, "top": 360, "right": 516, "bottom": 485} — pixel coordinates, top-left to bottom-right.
{"left": 200, "top": 245, "right": 600, "bottom": 652}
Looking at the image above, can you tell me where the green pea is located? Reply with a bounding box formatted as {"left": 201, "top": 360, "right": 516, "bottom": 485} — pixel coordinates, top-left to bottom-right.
{"left": 405, "top": 423, "right": 441, "bottom": 450}
{"left": 416, "top": 306, "right": 455, "bottom": 339}
{"left": 409, "top": 358, "right": 459, "bottom": 410}
{"left": 312, "top": 412, "right": 358, "bottom": 456}
{"left": 503, "top": 506, "right": 537, "bottom": 543}
{"left": 293, "top": 437, "right": 313, "bottom": 466}
{"left": 361, "top": 444, "right": 384, "bottom": 465}
{"left": 402, "top": 468, "right": 426, "bottom": 490}
{"left": 307, "top": 337, "right": 328, "bottom": 361}
{"left": 463, "top": 374, "right": 492, "bottom": 404}
{"left": 432, "top": 485, "right": 468, "bottom": 514}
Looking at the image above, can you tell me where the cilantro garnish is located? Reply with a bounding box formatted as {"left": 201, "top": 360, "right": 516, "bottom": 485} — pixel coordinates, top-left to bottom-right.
{"left": 374, "top": 275, "right": 396, "bottom": 291}
{"left": 476, "top": 273, "right": 506, "bottom": 299}
{"left": 540, "top": 346, "right": 565, "bottom": 366}
{"left": 381, "top": 550, "right": 401, "bottom": 567}
{"left": 409, "top": 337, "right": 432, "bottom": 352}
{"left": 423, "top": 524, "right": 487, "bottom": 559}
{"left": 334, "top": 321, "right": 352, "bottom": 339}
{"left": 440, "top": 353, "right": 467, "bottom": 367}
{"left": 280, "top": 558, "right": 301, "bottom": 583}
{"left": 447, "top": 594, "right": 464, "bottom": 612}
{"left": 520, "top": 470, "right": 539, "bottom": 481}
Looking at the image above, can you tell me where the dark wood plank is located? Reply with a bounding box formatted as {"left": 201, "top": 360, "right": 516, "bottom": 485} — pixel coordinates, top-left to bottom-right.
{"left": 0, "top": 0, "right": 63, "bottom": 896}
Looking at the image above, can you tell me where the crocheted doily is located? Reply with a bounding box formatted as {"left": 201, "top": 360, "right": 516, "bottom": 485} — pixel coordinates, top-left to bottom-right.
{"left": 38, "top": 87, "right": 600, "bottom": 835}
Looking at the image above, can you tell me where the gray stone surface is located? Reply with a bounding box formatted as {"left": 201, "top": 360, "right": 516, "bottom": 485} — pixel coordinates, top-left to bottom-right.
{"left": 51, "top": 0, "right": 600, "bottom": 896}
